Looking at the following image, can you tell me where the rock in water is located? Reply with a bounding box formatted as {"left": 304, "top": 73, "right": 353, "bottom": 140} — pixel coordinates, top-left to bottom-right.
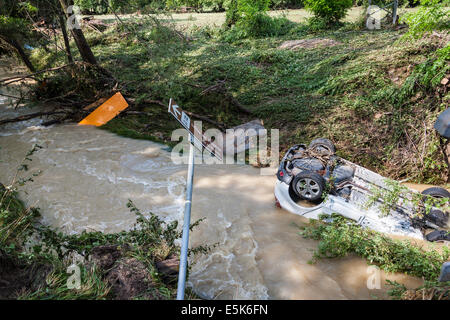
{"left": 439, "top": 262, "right": 450, "bottom": 282}
{"left": 156, "top": 256, "right": 179, "bottom": 278}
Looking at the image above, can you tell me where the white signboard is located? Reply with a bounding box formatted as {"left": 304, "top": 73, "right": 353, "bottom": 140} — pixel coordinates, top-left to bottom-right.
{"left": 168, "top": 98, "right": 223, "bottom": 161}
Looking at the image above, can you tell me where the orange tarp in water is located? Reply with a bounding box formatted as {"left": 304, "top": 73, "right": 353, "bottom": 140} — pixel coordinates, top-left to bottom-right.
{"left": 78, "top": 92, "right": 129, "bottom": 126}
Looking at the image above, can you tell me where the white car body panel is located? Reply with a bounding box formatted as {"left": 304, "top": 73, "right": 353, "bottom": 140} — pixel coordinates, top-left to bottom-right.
{"left": 274, "top": 159, "right": 425, "bottom": 240}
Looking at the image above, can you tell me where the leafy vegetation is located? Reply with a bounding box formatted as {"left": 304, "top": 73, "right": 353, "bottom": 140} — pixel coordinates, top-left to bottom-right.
{"left": 365, "top": 178, "right": 449, "bottom": 217}
{"left": 387, "top": 279, "right": 450, "bottom": 300}
{"left": 0, "top": 144, "right": 42, "bottom": 256}
{"left": 300, "top": 214, "right": 450, "bottom": 281}
{"left": 18, "top": 199, "right": 209, "bottom": 299}
{"left": 71, "top": 0, "right": 306, "bottom": 14}
{"left": 0, "top": 13, "right": 36, "bottom": 70}
{"left": 400, "top": 0, "right": 450, "bottom": 40}
{"left": 304, "top": 0, "right": 353, "bottom": 25}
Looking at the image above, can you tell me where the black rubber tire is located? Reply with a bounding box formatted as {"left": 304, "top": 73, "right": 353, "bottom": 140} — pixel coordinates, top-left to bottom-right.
{"left": 421, "top": 187, "right": 450, "bottom": 199}
{"left": 292, "top": 171, "right": 326, "bottom": 202}
{"left": 308, "top": 138, "right": 336, "bottom": 156}
{"left": 427, "top": 209, "right": 449, "bottom": 228}
{"left": 421, "top": 187, "right": 449, "bottom": 228}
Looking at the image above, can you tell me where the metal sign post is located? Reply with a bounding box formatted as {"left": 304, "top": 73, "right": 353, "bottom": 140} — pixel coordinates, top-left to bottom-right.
{"left": 168, "top": 98, "right": 223, "bottom": 300}
{"left": 168, "top": 99, "right": 223, "bottom": 161}
{"left": 176, "top": 133, "right": 195, "bottom": 300}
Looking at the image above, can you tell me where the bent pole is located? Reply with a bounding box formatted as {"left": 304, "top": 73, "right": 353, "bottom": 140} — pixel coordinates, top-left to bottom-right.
{"left": 177, "top": 134, "right": 195, "bottom": 300}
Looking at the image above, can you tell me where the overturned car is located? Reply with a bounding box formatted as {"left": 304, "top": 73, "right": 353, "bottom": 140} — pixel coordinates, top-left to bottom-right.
{"left": 274, "top": 138, "right": 450, "bottom": 242}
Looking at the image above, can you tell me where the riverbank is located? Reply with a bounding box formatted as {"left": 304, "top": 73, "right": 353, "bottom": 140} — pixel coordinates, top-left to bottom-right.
{"left": 23, "top": 8, "right": 450, "bottom": 185}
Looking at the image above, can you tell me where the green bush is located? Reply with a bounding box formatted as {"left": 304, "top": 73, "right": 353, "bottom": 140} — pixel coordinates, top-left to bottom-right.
{"left": 270, "top": 0, "right": 304, "bottom": 9}
{"left": 74, "top": 0, "right": 109, "bottom": 14}
{"left": 400, "top": 0, "right": 450, "bottom": 40}
{"left": 73, "top": 0, "right": 302, "bottom": 13}
{"left": 304, "top": 0, "right": 353, "bottom": 25}
{"left": 224, "top": 0, "right": 239, "bottom": 26}
{"left": 300, "top": 214, "right": 450, "bottom": 281}
{"left": 224, "top": 0, "right": 295, "bottom": 39}
{"left": 224, "top": 15, "right": 294, "bottom": 39}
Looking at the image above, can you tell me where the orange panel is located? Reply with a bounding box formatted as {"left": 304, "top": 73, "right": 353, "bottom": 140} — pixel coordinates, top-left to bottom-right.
{"left": 78, "top": 92, "right": 129, "bottom": 126}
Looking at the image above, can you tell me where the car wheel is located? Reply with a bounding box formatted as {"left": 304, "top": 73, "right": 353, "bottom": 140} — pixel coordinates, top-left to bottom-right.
{"left": 421, "top": 187, "right": 449, "bottom": 228}
{"left": 421, "top": 187, "right": 450, "bottom": 199}
{"left": 308, "top": 138, "right": 336, "bottom": 156}
{"left": 292, "top": 171, "right": 325, "bottom": 202}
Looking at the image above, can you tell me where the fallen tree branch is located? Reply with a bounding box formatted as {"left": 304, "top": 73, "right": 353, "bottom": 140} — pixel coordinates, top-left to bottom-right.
{"left": 0, "top": 64, "right": 74, "bottom": 86}
{"left": 125, "top": 97, "right": 167, "bottom": 108}
{"left": 0, "top": 111, "right": 67, "bottom": 126}
{"left": 124, "top": 97, "right": 226, "bottom": 130}
{"left": 227, "top": 95, "right": 252, "bottom": 114}
{"left": 0, "top": 92, "right": 22, "bottom": 100}
{"left": 41, "top": 114, "right": 73, "bottom": 126}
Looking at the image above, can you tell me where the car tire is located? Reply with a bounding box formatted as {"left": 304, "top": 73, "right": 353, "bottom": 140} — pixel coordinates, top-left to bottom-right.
{"left": 421, "top": 187, "right": 450, "bottom": 199}
{"left": 292, "top": 171, "right": 326, "bottom": 202}
{"left": 421, "top": 187, "right": 449, "bottom": 228}
{"left": 427, "top": 209, "right": 449, "bottom": 228}
{"left": 308, "top": 138, "right": 336, "bottom": 156}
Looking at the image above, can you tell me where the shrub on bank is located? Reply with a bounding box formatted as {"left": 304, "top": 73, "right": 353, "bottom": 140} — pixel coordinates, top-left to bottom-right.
{"left": 300, "top": 214, "right": 450, "bottom": 281}
{"left": 304, "top": 0, "right": 353, "bottom": 25}
{"left": 223, "top": 0, "right": 296, "bottom": 40}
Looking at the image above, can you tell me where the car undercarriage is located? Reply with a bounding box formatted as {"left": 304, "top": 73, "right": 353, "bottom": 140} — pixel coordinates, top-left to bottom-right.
{"left": 275, "top": 138, "right": 450, "bottom": 242}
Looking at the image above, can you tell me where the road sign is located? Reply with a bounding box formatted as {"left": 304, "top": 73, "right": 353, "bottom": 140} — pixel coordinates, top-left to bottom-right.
{"left": 79, "top": 92, "right": 129, "bottom": 126}
{"left": 168, "top": 98, "right": 223, "bottom": 161}
{"left": 168, "top": 98, "right": 225, "bottom": 300}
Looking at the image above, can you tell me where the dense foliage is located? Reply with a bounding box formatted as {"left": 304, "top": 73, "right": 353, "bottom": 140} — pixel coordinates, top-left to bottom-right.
{"left": 400, "top": 0, "right": 450, "bottom": 39}
{"left": 223, "top": 0, "right": 295, "bottom": 39}
{"left": 72, "top": 0, "right": 305, "bottom": 13}
{"left": 300, "top": 214, "right": 450, "bottom": 281}
{"left": 304, "top": 0, "right": 353, "bottom": 25}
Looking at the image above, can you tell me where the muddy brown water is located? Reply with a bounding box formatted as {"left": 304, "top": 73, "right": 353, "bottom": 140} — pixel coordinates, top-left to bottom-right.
{"left": 0, "top": 62, "right": 427, "bottom": 299}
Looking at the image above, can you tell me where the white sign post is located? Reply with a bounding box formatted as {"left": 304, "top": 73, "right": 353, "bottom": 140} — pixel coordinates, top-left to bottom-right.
{"left": 168, "top": 99, "right": 222, "bottom": 300}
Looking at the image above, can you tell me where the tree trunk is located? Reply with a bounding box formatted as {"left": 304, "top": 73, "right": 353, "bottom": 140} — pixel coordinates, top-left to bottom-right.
{"left": 0, "top": 36, "right": 35, "bottom": 72}
{"left": 58, "top": 15, "right": 73, "bottom": 63}
{"left": 58, "top": 0, "right": 97, "bottom": 65}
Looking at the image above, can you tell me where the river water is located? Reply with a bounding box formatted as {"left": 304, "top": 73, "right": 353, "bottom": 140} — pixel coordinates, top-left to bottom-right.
{"left": 0, "top": 61, "right": 425, "bottom": 299}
